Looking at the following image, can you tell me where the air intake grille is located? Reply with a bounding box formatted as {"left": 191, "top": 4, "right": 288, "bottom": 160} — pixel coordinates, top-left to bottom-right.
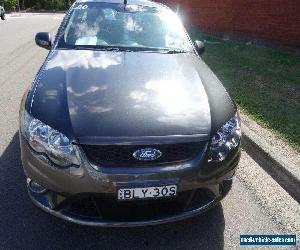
{"left": 81, "top": 142, "right": 206, "bottom": 167}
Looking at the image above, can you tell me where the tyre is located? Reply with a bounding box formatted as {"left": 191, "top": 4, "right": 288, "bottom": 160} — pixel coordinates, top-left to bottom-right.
{"left": 1, "top": 13, "right": 5, "bottom": 20}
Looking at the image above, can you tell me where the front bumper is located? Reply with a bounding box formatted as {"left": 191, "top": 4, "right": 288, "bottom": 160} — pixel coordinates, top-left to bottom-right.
{"left": 20, "top": 134, "right": 240, "bottom": 227}
{"left": 27, "top": 178, "right": 233, "bottom": 227}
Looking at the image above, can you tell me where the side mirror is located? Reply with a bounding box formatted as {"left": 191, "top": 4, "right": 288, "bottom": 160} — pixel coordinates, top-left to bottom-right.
{"left": 194, "top": 40, "right": 205, "bottom": 55}
{"left": 35, "top": 32, "right": 51, "bottom": 50}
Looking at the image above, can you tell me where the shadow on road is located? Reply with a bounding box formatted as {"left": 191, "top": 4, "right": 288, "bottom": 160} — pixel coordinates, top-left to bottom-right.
{"left": 0, "top": 133, "right": 225, "bottom": 250}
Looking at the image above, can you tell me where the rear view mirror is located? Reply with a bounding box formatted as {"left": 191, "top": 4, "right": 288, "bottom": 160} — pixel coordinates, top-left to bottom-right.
{"left": 35, "top": 32, "right": 51, "bottom": 50}
{"left": 194, "top": 40, "right": 205, "bottom": 55}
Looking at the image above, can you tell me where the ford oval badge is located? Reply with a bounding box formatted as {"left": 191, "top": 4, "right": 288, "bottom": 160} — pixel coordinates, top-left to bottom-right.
{"left": 133, "top": 148, "right": 162, "bottom": 161}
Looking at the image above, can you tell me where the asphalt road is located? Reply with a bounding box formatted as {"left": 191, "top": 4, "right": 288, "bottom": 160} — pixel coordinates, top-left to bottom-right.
{"left": 0, "top": 14, "right": 299, "bottom": 250}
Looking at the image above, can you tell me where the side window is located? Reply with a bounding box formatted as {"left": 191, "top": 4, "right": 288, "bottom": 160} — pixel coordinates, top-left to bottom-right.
{"left": 65, "top": 8, "right": 106, "bottom": 45}
{"left": 59, "top": 3, "right": 192, "bottom": 50}
{"left": 102, "top": 9, "right": 116, "bottom": 21}
{"left": 134, "top": 13, "right": 166, "bottom": 47}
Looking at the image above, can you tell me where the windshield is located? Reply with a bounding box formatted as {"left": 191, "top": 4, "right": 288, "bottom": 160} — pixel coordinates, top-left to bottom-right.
{"left": 56, "top": 2, "right": 193, "bottom": 52}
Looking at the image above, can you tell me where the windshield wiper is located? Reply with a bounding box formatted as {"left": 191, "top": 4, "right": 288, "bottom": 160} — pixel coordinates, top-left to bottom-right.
{"left": 71, "top": 46, "right": 96, "bottom": 51}
{"left": 69, "top": 46, "right": 134, "bottom": 52}
{"left": 59, "top": 46, "right": 185, "bottom": 53}
{"left": 161, "top": 49, "right": 187, "bottom": 54}
{"left": 105, "top": 47, "right": 134, "bottom": 52}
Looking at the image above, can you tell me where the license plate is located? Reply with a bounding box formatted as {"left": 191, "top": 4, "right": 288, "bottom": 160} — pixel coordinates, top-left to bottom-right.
{"left": 118, "top": 185, "right": 177, "bottom": 201}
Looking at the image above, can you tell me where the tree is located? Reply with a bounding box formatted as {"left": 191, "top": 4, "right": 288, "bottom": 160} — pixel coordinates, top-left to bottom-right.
{"left": 1, "top": 0, "right": 17, "bottom": 10}
{"left": 22, "top": 0, "right": 73, "bottom": 10}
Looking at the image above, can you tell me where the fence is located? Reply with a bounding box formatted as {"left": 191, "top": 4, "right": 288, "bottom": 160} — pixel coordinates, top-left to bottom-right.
{"left": 159, "top": 0, "right": 300, "bottom": 47}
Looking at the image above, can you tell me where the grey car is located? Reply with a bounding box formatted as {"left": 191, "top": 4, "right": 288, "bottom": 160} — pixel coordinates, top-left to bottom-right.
{"left": 19, "top": 0, "right": 241, "bottom": 227}
{"left": 0, "top": 6, "right": 5, "bottom": 20}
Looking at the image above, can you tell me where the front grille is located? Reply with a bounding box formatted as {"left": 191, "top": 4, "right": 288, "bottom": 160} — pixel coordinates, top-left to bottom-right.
{"left": 62, "top": 189, "right": 216, "bottom": 222}
{"left": 81, "top": 142, "right": 206, "bottom": 167}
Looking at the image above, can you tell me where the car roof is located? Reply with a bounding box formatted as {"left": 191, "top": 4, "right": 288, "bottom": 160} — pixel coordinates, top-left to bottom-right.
{"left": 75, "top": 0, "right": 165, "bottom": 9}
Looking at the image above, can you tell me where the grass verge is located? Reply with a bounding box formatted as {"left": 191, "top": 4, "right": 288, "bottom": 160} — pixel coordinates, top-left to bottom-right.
{"left": 190, "top": 31, "right": 300, "bottom": 150}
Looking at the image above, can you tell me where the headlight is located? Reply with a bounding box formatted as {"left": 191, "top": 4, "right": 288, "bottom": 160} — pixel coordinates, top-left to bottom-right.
{"left": 208, "top": 113, "right": 241, "bottom": 162}
{"left": 21, "top": 110, "right": 79, "bottom": 167}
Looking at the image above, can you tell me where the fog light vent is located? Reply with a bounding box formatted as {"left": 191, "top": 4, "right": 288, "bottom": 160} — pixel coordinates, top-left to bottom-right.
{"left": 28, "top": 180, "right": 47, "bottom": 194}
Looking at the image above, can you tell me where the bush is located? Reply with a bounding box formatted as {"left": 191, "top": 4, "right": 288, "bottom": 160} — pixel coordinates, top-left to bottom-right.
{"left": 1, "top": 0, "right": 74, "bottom": 11}
{"left": 24, "top": 0, "right": 73, "bottom": 10}
{"left": 1, "top": 0, "right": 17, "bottom": 10}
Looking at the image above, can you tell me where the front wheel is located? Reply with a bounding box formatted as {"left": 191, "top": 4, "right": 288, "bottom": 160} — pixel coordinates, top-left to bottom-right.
{"left": 1, "top": 13, "right": 5, "bottom": 20}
